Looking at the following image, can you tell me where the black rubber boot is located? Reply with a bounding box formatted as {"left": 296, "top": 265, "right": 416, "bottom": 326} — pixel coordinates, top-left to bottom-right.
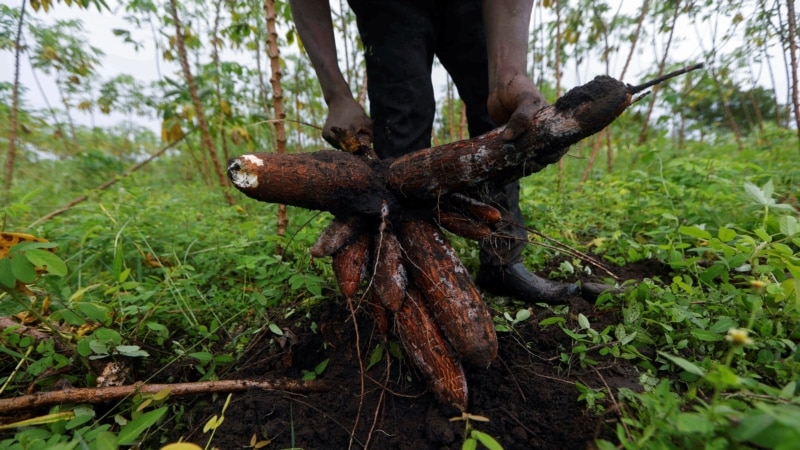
{"left": 476, "top": 263, "right": 580, "bottom": 304}
{"left": 580, "top": 282, "right": 621, "bottom": 301}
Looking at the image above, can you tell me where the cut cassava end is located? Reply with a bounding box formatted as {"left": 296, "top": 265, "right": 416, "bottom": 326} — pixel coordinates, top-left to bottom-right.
{"left": 226, "top": 151, "right": 390, "bottom": 217}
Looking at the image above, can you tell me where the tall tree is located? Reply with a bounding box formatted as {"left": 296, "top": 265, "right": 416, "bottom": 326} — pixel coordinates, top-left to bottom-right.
{"left": 785, "top": 0, "right": 800, "bottom": 151}
{"left": 264, "top": 0, "right": 288, "bottom": 238}
{"left": 167, "top": 0, "right": 234, "bottom": 204}
{"left": 4, "top": 1, "right": 26, "bottom": 202}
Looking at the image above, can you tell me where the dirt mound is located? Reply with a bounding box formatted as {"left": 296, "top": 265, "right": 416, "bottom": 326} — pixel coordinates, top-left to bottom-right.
{"left": 170, "top": 259, "right": 669, "bottom": 449}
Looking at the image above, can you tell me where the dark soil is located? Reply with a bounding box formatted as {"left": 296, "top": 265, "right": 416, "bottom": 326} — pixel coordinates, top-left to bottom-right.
{"left": 170, "top": 259, "right": 671, "bottom": 449}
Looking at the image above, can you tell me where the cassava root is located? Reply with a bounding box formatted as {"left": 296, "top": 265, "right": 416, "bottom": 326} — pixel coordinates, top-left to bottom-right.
{"left": 227, "top": 67, "right": 703, "bottom": 409}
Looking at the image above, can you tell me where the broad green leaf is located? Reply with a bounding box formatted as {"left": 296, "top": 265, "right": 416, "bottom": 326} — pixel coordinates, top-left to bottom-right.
{"left": 0, "top": 258, "right": 16, "bottom": 287}
{"left": 471, "top": 430, "right": 504, "bottom": 450}
{"left": 8, "top": 241, "right": 58, "bottom": 254}
{"left": 27, "top": 355, "right": 54, "bottom": 376}
{"left": 718, "top": 227, "right": 737, "bottom": 242}
{"left": 514, "top": 309, "right": 531, "bottom": 323}
{"left": 674, "top": 412, "right": 714, "bottom": 433}
{"left": 658, "top": 352, "right": 706, "bottom": 376}
{"left": 366, "top": 344, "right": 384, "bottom": 371}
{"left": 117, "top": 406, "right": 167, "bottom": 444}
{"left": 268, "top": 323, "right": 283, "bottom": 336}
{"left": 11, "top": 255, "right": 37, "bottom": 284}
{"left": 314, "top": 358, "right": 330, "bottom": 375}
{"left": 77, "top": 302, "right": 112, "bottom": 325}
{"left": 94, "top": 431, "right": 118, "bottom": 450}
{"left": 690, "top": 329, "right": 724, "bottom": 342}
{"left": 77, "top": 339, "right": 92, "bottom": 357}
{"left": 24, "top": 248, "right": 67, "bottom": 276}
{"left": 709, "top": 317, "right": 738, "bottom": 334}
{"left": 754, "top": 228, "right": 772, "bottom": 243}
{"left": 780, "top": 215, "right": 798, "bottom": 237}
{"left": 538, "top": 316, "right": 566, "bottom": 327}
{"left": 578, "top": 313, "right": 591, "bottom": 330}
{"left": 679, "top": 225, "right": 712, "bottom": 240}
{"left": 94, "top": 328, "right": 122, "bottom": 345}
{"left": 462, "top": 437, "right": 478, "bottom": 450}
{"left": 744, "top": 181, "right": 769, "bottom": 205}
{"left": 189, "top": 351, "right": 213, "bottom": 362}
{"left": 65, "top": 411, "right": 95, "bottom": 430}
{"left": 116, "top": 345, "right": 149, "bottom": 357}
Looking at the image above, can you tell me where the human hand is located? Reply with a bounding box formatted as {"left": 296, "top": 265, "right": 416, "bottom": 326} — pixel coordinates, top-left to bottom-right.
{"left": 487, "top": 74, "right": 547, "bottom": 141}
{"left": 322, "top": 96, "right": 373, "bottom": 149}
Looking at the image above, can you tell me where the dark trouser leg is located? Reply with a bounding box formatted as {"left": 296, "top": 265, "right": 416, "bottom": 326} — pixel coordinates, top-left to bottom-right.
{"left": 348, "top": 0, "right": 437, "bottom": 157}
{"left": 433, "top": 0, "right": 526, "bottom": 267}
{"left": 349, "top": 0, "right": 579, "bottom": 303}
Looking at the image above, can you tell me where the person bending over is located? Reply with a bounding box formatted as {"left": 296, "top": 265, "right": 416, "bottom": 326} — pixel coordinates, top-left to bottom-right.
{"left": 289, "top": 0, "right": 591, "bottom": 303}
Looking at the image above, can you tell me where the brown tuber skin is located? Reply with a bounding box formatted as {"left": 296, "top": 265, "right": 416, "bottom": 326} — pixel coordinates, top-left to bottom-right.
{"left": 227, "top": 68, "right": 702, "bottom": 410}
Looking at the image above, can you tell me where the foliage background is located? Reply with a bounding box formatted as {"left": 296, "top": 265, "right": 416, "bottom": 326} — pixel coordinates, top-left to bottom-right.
{"left": 1, "top": 0, "right": 799, "bottom": 448}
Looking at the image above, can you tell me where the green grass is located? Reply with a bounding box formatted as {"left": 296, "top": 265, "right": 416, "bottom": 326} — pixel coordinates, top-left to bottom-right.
{"left": 1, "top": 125, "right": 799, "bottom": 449}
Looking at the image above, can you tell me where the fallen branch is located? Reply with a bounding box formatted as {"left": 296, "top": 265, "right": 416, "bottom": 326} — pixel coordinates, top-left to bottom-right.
{"left": 0, "top": 378, "right": 332, "bottom": 414}
{"left": 0, "top": 316, "right": 74, "bottom": 357}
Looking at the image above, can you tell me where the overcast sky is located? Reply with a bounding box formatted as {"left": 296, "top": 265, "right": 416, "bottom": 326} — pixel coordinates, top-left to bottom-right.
{"left": 2, "top": 0, "right": 787, "bottom": 134}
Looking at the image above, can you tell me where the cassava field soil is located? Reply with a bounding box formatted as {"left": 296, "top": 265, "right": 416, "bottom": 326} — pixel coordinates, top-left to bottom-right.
{"left": 161, "top": 259, "right": 671, "bottom": 450}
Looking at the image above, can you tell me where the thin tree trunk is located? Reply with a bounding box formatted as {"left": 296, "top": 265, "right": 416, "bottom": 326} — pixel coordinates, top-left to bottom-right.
{"left": 619, "top": 0, "right": 649, "bottom": 81}
{"left": 4, "top": 0, "right": 26, "bottom": 204}
{"left": 708, "top": 67, "right": 744, "bottom": 149}
{"left": 167, "top": 0, "right": 234, "bottom": 205}
{"left": 555, "top": 0, "right": 564, "bottom": 192}
{"left": 294, "top": 69, "right": 304, "bottom": 153}
{"left": 56, "top": 81, "right": 80, "bottom": 154}
{"left": 577, "top": 132, "right": 602, "bottom": 192}
{"left": 211, "top": 0, "right": 231, "bottom": 164}
{"left": 448, "top": 77, "right": 456, "bottom": 142}
{"left": 265, "top": 0, "right": 289, "bottom": 238}
{"left": 785, "top": 0, "right": 800, "bottom": 151}
{"left": 637, "top": 2, "right": 679, "bottom": 145}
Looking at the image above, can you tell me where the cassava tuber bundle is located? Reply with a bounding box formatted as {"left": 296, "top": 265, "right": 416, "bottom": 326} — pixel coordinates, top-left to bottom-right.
{"left": 227, "top": 67, "right": 702, "bottom": 409}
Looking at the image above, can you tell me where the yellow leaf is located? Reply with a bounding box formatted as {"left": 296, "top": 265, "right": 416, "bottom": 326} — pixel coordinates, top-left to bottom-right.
{"left": 161, "top": 119, "right": 184, "bottom": 144}
{"left": 203, "top": 415, "right": 220, "bottom": 433}
{"left": 78, "top": 100, "right": 92, "bottom": 111}
{"left": 161, "top": 444, "right": 203, "bottom": 450}
{"left": 0, "top": 411, "right": 75, "bottom": 430}
{"left": 154, "top": 387, "right": 172, "bottom": 401}
{"left": 220, "top": 100, "right": 231, "bottom": 116}
{"left": 230, "top": 127, "right": 250, "bottom": 145}
{"left": 181, "top": 105, "right": 195, "bottom": 121}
